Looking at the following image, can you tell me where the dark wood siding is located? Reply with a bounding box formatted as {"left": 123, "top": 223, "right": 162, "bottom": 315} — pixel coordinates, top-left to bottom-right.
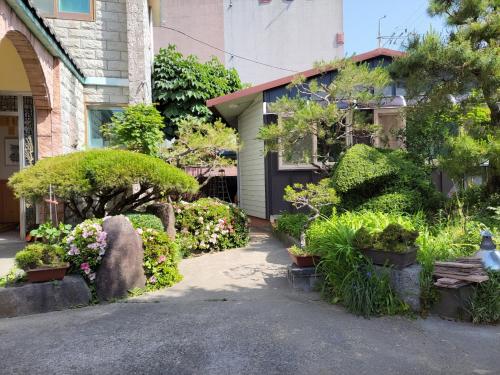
{"left": 262, "top": 55, "right": 395, "bottom": 216}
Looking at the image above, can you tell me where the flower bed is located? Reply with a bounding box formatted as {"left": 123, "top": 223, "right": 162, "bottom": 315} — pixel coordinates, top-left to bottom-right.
{"left": 174, "top": 198, "right": 249, "bottom": 254}
{"left": 65, "top": 219, "right": 107, "bottom": 283}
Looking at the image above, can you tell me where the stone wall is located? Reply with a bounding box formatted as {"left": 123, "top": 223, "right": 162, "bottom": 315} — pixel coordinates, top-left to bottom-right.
{"left": 59, "top": 63, "right": 85, "bottom": 153}
{"left": 46, "top": 0, "right": 128, "bottom": 80}
{"left": 46, "top": 0, "right": 130, "bottom": 105}
{"left": 126, "top": 0, "right": 152, "bottom": 104}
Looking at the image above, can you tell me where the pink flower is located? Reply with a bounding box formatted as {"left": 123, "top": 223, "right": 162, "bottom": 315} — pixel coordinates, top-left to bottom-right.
{"left": 149, "top": 276, "right": 157, "bottom": 284}
{"left": 158, "top": 255, "right": 166, "bottom": 264}
{"left": 80, "top": 263, "right": 91, "bottom": 274}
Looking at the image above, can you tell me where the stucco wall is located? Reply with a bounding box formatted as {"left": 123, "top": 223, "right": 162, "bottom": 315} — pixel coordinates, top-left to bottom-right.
{"left": 0, "top": 38, "right": 30, "bottom": 92}
{"left": 59, "top": 63, "right": 85, "bottom": 153}
{"left": 224, "top": 0, "right": 344, "bottom": 85}
{"left": 153, "top": 0, "right": 224, "bottom": 62}
{"left": 237, "top": 97, "right": 266, "bottom": 219}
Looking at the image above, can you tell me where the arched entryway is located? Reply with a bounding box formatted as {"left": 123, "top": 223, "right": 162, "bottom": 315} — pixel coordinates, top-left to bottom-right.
{"left": 0, "top": 30, "right": 52, "bottom": 238}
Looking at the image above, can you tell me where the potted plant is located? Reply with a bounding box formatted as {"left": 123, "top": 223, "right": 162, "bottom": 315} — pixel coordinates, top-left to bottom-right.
{"left": 353, "top": 224, "right": 419, "bottom": 270}
{"left": 288, "top": 245, "right": 321, "bottom": 268}
{"left": 15, "top": 243, "right": 69, "bottom": 283}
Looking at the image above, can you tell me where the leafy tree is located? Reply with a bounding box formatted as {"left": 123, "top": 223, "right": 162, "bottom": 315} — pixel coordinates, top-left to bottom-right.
{"left": 160, "top": 117, "right": 239, "bottom": 188}
{"left": 102, "top": 104, "right": 165, "bottom": 156}
{"left": 390, "top": 0, "right": 499, "bottom": 126}
{"left": 8, "top": 150, "right": 198, "bottom": 219}
{"left": 391, "top": 0, "right": 499, "bottom": 192}
{"left": 258, "top": 59, "right": 391, "bottom": 171}
{"left": 152, "top": 45, "right": 242, "bottom": 136}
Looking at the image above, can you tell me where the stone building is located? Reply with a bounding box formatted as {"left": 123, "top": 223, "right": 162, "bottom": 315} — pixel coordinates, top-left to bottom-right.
{"left": 0, "top": 0, "right": 154, "bottom": 236}
{"left": 152, "top": 0, "right": 344, "bottom": 85}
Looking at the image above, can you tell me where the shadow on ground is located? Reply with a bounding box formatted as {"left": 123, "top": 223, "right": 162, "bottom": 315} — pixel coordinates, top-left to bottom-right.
{"left": 0, "top": 229, "right": 498, "bottom": 375}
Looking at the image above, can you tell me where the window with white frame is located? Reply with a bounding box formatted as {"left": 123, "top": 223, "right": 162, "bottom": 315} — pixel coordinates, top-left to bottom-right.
{"left": 87, "top": 107, "right": 122, "bottom": 148}
{"left": 278, "top": 134, "right": 317, "bottom": 170}
{"left": 32, "top": 0, "right": 94, "bottom": 21}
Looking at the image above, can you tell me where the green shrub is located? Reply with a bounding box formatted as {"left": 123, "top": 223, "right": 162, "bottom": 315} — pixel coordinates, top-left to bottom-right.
{"left": 352, "top": 227, "right": 374, "bottom": 251}
{"left": 373, "top": 224, "right": 419, "bottom": 253}
{"left": 101, "top": 104, "right": 165, "bottom": 156}
{"left": 15, "top": 243, "right": 63, "bottom": 271}
{"left": 357, "top": 190, "right": 422, "bottom": 214}
{"left": 139, "top": 228, "right": 182, "bottom": 290}
{"left": 340, "top": 263, "right": 408, "bottom": 317}
{"left": 174, "top": 198, "right": 249, "bottom": 254}
{"left": 416, "top": 219, "right": 487, "bottom": 314}
{"left": 288, "top": 245, "right": 316, "bottom": 256}
{"left": 331, "top": 145, "right": 444, "bottom": 214}
{"left": 64, "top": 219, "right": 107, "bottom": 283}
{"left": 30, "top": 222, "right": 72, "bottom": 245}
{"left": 470, "top": 270, "right": 500, "bottom": 324}
{"left": 331, "top": 144, "right": 398, "bottom": 194}
{"left": 126, "top": 213, "right": 164, "bottom": 232}
{"left": 276, "top": 213, "right": 308, "bottom": 239}
{"left": 307, "top": 211, "right": 412, "bottom": 316}
{"left": 8, "top": 149, "right": 199, "bottom": 219}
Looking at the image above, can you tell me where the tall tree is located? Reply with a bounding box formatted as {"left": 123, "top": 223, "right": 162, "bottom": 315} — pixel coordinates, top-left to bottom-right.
{"left": 390, "top": 0, "right": 499, "bottom": 126}
{"left": 390, "top": 0, "right": 499, "bottom": 190}
{"left": 152, "top": 45, "right": 242, "bottom": 137}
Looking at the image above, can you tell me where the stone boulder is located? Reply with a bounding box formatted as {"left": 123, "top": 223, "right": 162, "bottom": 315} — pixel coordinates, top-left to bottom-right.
{"left": 96, "top": 215, "right": 146, "bottom": 301}
{"left": 0, "top": 275, "right": 91, "bottom": 318}
{"left": 146, "top": 202, "right": 176, "bottom": 240}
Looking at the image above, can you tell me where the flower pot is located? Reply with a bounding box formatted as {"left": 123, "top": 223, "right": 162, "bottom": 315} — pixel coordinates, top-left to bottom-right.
{"left": 288, "top": 250, "right": 321, "bottom": 268}
{"left": 26, "top": 263, "right": 70, "bottom": 283}
{"left": 360, "top": 247, "right": 417, "bottom": 270}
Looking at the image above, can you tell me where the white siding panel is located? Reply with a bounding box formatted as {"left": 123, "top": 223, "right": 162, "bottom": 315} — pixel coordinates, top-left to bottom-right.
{"left": 238, "top": 98, "right": 266, "bottom": 218}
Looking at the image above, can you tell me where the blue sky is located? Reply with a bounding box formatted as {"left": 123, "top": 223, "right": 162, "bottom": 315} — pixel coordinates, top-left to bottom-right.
{"left": 344, "top": 0, "right": 447, "bottom": 55}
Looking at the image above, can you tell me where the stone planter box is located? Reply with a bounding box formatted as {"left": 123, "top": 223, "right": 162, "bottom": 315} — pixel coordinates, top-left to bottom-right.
{"left": 431, "top": 284, "right": 474, "bottom": 321}
{"left": 361, "top": 247, "right": 417, "bottom": 270}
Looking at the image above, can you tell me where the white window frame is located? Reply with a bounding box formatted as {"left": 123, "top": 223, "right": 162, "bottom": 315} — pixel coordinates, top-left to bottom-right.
{"left": 373, "top": 107, "right": 405, "bottom": 149}
{"left": 33, "top": 0, "right": 95, "bottom": 22}
{"left": 277, "top": 134, "right": 319, "bottom": 170}
{"left": 86, "top": 106, "right": 123, "bottom": 148}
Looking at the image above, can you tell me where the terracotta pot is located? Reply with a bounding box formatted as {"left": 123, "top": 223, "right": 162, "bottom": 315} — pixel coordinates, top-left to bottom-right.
{"left": 288, "top": 250, "right": 321, "bottom": 268}
{"left": 360, "top": 247, "right": 417, "bottom": 270}
{"left": 26, "top": 263, "right": 70, "bottom": 283}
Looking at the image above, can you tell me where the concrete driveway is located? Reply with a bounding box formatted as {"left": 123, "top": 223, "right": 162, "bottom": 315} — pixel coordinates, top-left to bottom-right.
{"left": 0, "top": 230, "right": 498, "bottom": 375}
{"left": 0, "top": 231, "right": 24, "bottom": 277}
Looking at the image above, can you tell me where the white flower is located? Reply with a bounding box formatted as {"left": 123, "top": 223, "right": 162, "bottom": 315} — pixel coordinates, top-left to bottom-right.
{"left": 89, "top": 273, "right": 96, "bottom": 281}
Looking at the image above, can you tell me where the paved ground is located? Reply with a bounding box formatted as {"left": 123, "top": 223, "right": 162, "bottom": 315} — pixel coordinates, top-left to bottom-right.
{"left": 0, "top": 230, "right": 498, "bottom": 375}
{"left": 0, "top": 231, "right": 24, "bottom": 277}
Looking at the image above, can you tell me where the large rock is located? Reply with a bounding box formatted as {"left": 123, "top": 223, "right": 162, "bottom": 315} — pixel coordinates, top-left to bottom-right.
{"left": 96, "top": 215, "right": 146, "bottom": 301}
{"left": 0, "top": 275, "right": 91, "bottom": 318}
{"left": 146, "top": 202, "right": 176, "bottom": 240}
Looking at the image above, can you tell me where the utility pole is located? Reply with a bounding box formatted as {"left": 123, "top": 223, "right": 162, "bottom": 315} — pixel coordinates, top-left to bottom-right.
{"left": 377, "top": 15, "right": 387, "bottom": 48}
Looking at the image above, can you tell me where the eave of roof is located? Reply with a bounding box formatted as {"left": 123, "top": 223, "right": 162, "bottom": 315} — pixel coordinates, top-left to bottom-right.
{"left": 206, "top": 48, "right": 404, "bottom": 109}
{"left": 6, "top": 0, "right": 85, "bottom": 83}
